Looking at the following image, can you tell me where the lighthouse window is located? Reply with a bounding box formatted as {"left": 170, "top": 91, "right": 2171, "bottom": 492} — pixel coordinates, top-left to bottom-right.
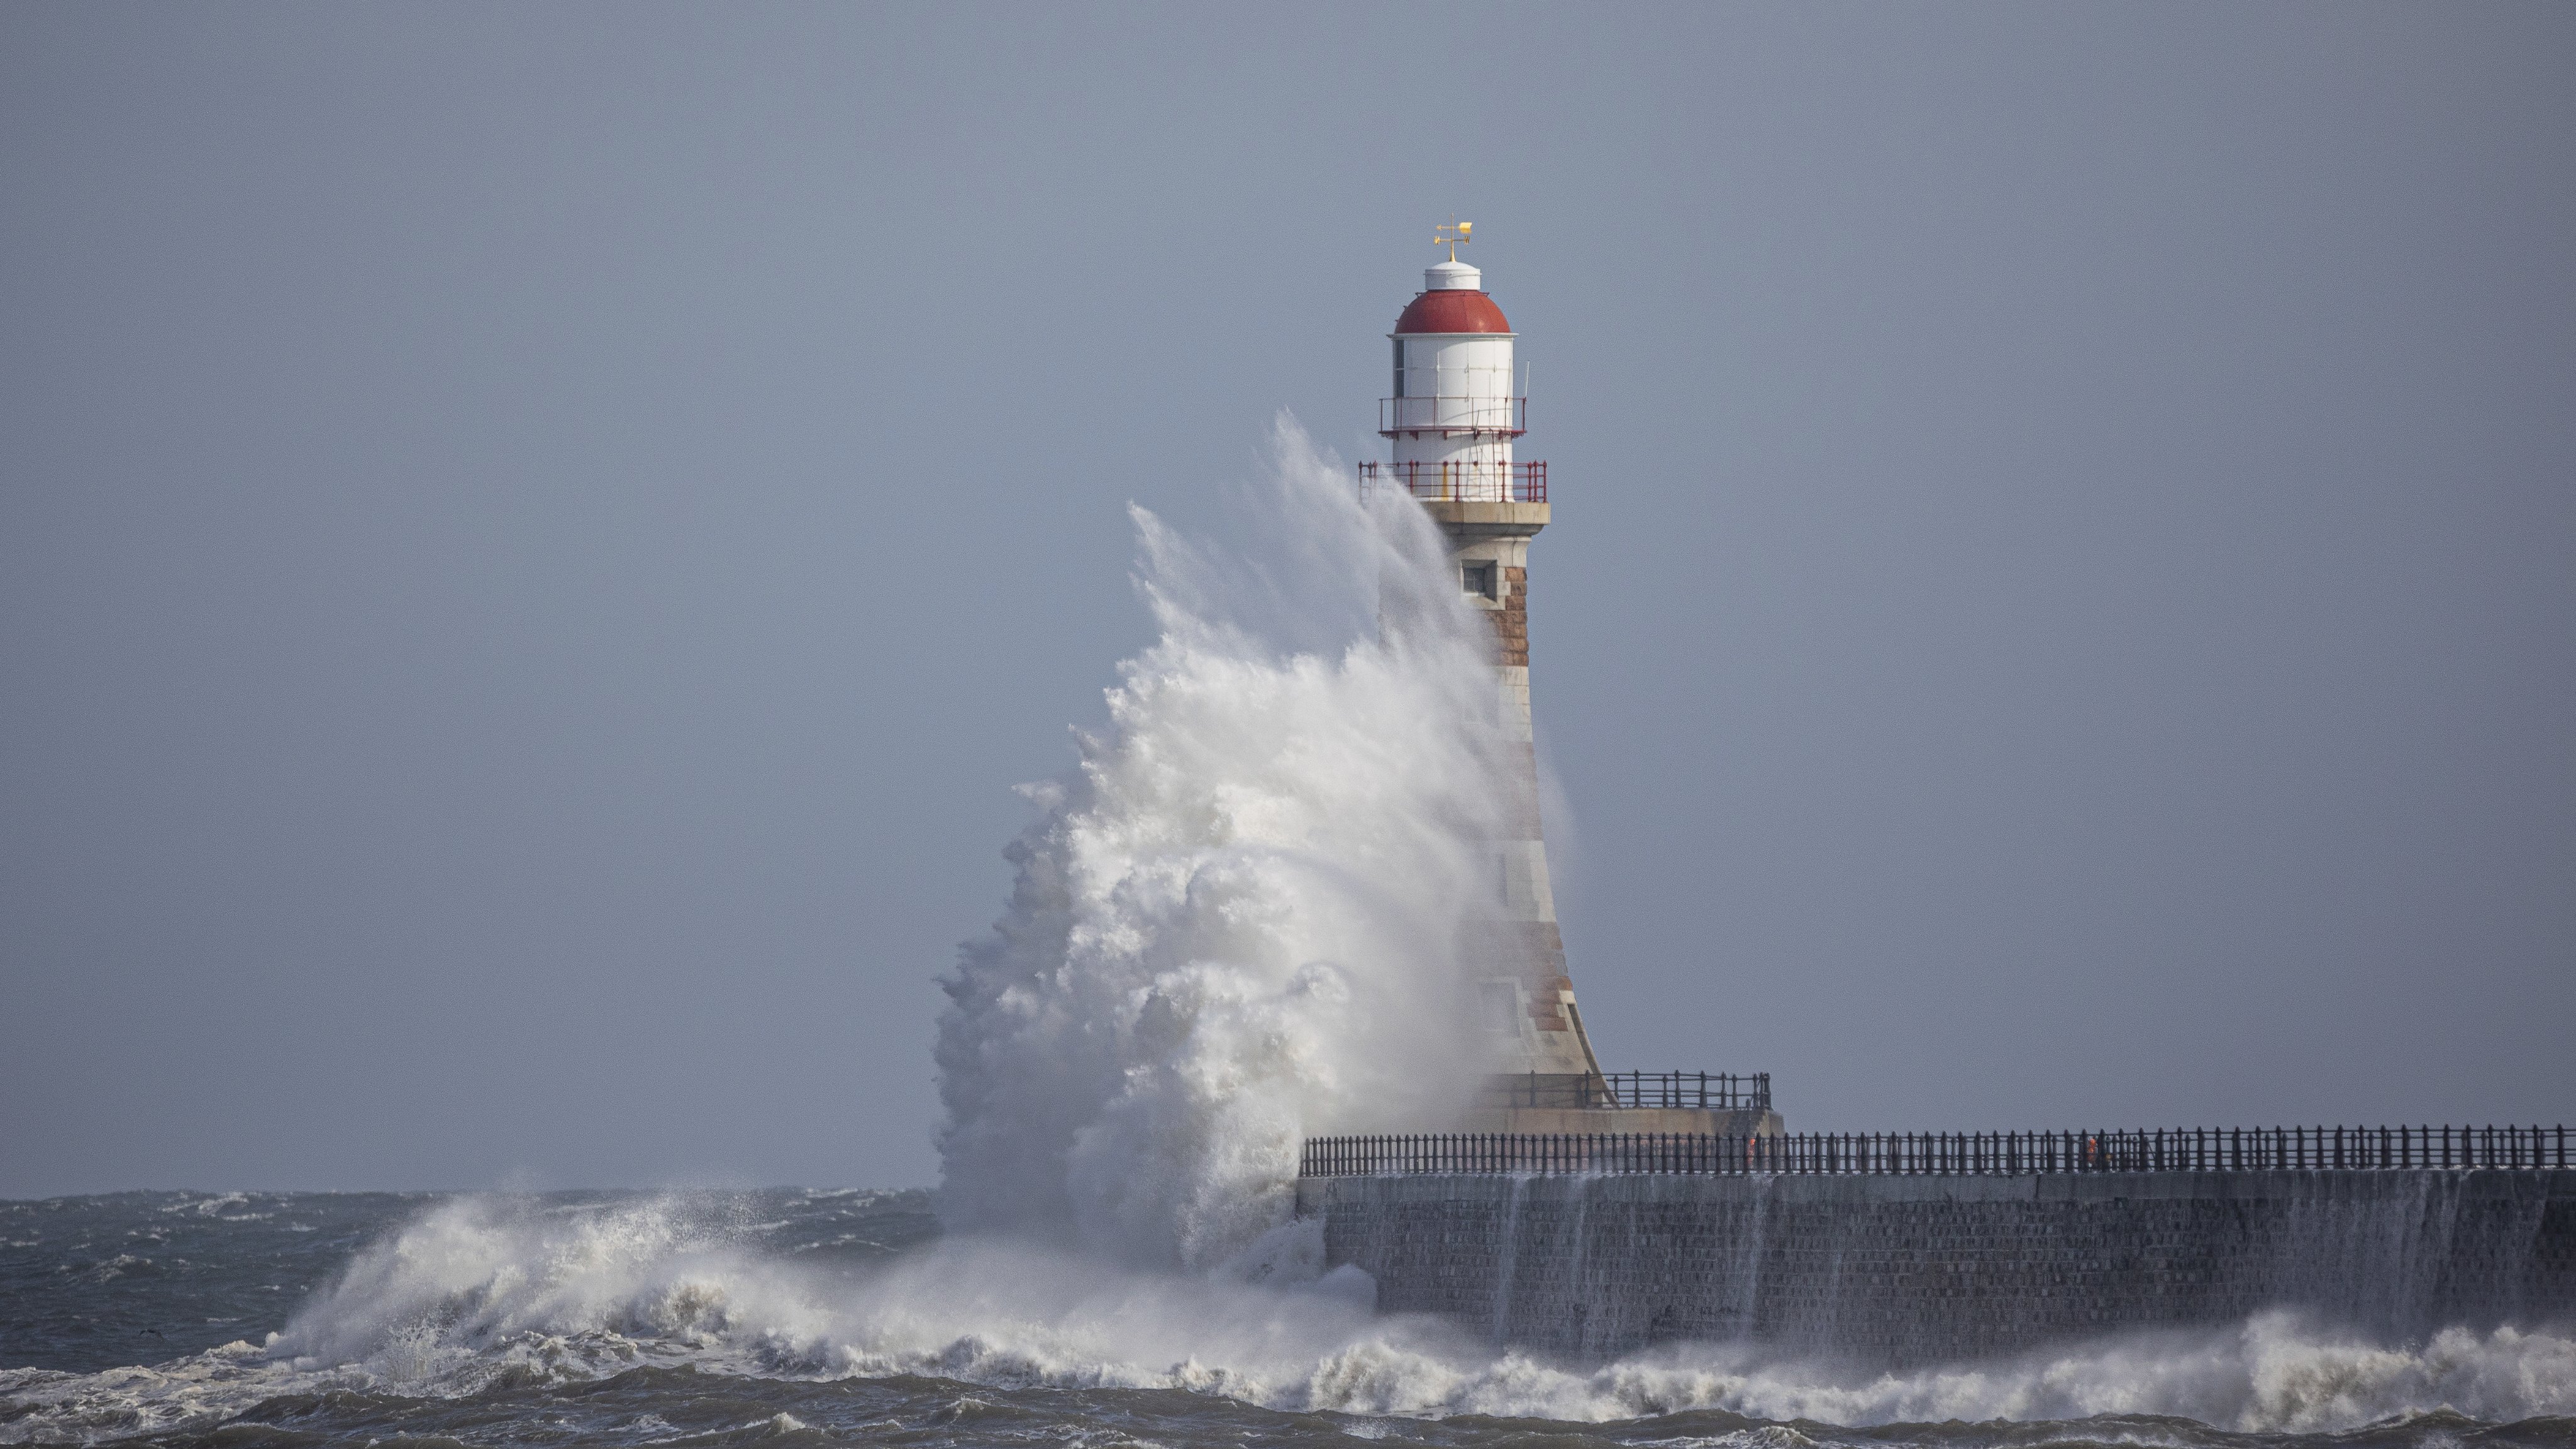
{"left": 1392, "top": 339, "right": 1405, "bottom": 397}
{"left": 1462, "top": 561, "right": 1497, "bottom": 599}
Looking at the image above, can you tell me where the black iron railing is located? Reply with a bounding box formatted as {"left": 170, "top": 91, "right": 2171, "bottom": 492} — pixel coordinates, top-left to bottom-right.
{"left": 1297, "top": 1124, "right": 2573, "bottom": 1178}
{"left": 1605, "top": 1070, "right": 1771, "bottom": 1111}
{"left": 1487, "top": 1070, "right": 1771, "bottom": 1111}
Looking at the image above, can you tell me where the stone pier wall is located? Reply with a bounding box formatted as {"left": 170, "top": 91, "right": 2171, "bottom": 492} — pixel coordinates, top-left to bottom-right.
{"left": 1297, "top": 1170, "right": 2576, "bottom": 1363}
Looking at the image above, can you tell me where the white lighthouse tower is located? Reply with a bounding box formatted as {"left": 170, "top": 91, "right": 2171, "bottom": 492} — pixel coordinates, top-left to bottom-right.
{"left": 1368, "top": 225, "right": 1606, "bottom": 1099}
{"left": 1365, "top": 228, "right": 1784, "bottom": 1136}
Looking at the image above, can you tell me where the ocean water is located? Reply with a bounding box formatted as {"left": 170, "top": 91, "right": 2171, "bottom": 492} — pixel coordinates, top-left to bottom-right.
{"left": 5, "top": 1187, "right": 2575, "bottom": 1448}
{"left": 13, "top": 431, "right": 2570, "bottom": 1445}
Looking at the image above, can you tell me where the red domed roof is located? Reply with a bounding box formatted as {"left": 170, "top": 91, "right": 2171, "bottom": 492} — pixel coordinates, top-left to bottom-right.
{"left": 1393, "top": 289, "right": 1511, "bottom": 334}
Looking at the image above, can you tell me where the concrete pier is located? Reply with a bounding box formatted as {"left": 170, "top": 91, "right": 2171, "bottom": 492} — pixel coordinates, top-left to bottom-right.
{"left": 1299, "top": 1169, "right": 2576, "bottom": 1362}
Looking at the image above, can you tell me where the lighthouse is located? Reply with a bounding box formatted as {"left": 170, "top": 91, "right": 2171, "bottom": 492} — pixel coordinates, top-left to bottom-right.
{"left": 1368, "top": 226, "right": 1609, "bottom": 1102}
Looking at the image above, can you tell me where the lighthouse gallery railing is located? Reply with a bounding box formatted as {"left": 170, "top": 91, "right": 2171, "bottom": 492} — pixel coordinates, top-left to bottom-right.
{"left": 1299, "top": 1124, "right": 2572, "bottom": 1177}
{"left": 1379, "top": 395, "right": 1526, "bottom": 435}
{"left": 1358, "top": 459, "right": 1548, "bottom": 503}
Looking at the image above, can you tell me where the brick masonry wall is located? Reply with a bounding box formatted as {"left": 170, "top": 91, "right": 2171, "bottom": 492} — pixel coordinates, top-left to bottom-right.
{"left": 1301, "top": 1171, "right": 2576, "bottom": 1363}
{"left": 1491, "top": 566, "right": 1528, "bottom": 667}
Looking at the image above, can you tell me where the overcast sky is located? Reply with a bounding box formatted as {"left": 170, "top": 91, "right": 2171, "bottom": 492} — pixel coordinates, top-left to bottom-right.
{"left": 4, "top": 4, "right": 2570, "bottom": 1197}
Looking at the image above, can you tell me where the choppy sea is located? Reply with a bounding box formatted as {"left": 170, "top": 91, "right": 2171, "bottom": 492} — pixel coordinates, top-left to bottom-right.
{"left": 4, "top": 1189, "right": 2571, "bottom": 1449}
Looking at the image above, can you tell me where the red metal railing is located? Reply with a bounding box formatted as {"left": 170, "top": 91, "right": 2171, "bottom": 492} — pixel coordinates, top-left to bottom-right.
{"left": 1359, "top": 459, "right": 1548, "bottom": 503}
{"left": 1379, "top": 396, "right": 1526, "bottom": 435}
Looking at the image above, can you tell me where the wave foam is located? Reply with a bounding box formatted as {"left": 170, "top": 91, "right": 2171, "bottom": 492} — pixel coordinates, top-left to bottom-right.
{"left": 9, "top": 1192, "right": 2572, "bottom": 1443}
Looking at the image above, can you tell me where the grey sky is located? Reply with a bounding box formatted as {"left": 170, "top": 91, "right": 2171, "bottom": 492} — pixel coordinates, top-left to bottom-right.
{"left": 3, "top": 4, "right": 2570, "bottom": 1198}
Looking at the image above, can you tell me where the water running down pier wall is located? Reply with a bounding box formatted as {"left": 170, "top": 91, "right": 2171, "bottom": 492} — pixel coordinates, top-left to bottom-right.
{"left": 1299, "top": 1169, "right": 2576, "bottom": 1363}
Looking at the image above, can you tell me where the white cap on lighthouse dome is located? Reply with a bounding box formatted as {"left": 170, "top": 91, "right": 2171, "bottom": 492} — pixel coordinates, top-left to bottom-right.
{"left": 1426, "top": 258, "right": 1482, "bottom": 291}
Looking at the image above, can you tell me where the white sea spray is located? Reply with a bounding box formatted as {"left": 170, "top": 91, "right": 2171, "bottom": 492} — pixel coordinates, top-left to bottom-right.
{"left": 932, "top": 419, "right": 1508, "bottom": 1270}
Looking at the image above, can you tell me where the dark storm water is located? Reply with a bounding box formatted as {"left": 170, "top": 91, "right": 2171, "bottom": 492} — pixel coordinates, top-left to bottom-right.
{"left": 4, "top": 1191, "right": 2570, "bottom": 1449}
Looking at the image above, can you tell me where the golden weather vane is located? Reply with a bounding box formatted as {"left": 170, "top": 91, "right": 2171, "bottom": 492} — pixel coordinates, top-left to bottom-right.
{"left": 1435, "top": 218, "right": 1474, "bottom": 262}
